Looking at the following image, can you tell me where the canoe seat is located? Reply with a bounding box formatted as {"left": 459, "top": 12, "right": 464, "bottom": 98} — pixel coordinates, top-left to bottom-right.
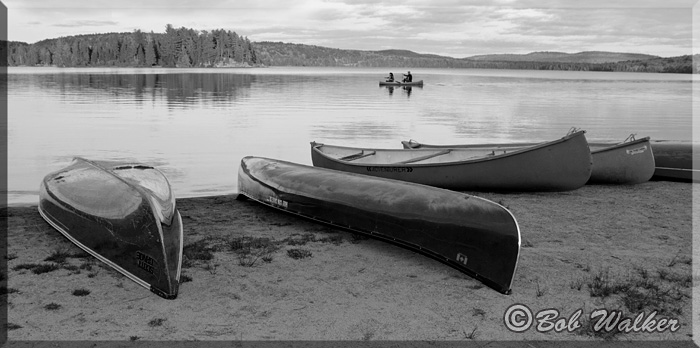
{"left": 396, "top": 149, "right": 451, "bottom": 164}
{"left": 339, "top": 151, "right": 376, "bottom": 161}
{"left": 487, "top": 150, "right": 508, "bottom": 156}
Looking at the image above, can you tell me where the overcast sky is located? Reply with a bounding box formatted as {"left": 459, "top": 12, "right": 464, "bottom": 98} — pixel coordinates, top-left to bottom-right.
{"left": 3, "top": 0, "right": 697, "bottom": 58}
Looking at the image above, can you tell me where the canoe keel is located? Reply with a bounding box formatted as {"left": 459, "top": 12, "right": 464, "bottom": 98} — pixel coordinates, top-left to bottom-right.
{"left": 238, "top": 157, "right": 521, "bottom": 294}
{"left": 38, "top": 158, "right": 183, "bottom": 299}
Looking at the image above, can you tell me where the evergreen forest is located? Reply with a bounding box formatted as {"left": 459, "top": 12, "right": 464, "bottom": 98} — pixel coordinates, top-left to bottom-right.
{"left": 6, "top": 25, "right": 258, "bottom": 68}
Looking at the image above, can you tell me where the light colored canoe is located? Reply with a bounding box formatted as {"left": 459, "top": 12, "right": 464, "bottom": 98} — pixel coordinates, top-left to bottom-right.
{"left": 649, "top": 141, "right": 699, "bottom": 182}
{"left": 403, "top": 135, "right": 654, "bottom": 185}
{"left": 38, "top": 157, "right": 183, "bottom": 299}
{"left": 379, "top": 80, "right": 424, "bottom": 86}
{"left": 312, "top": 130, "right": 592, "bottom": 192}
{"left": 587, "top": 137, "right": 655, "bottom": 184}
{"left": 237, "top": 156, "right": 520, "bottom": 294}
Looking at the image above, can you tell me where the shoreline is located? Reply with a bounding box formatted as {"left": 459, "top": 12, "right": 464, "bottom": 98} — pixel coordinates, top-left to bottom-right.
{"left": 6, "top": 64, "right": 694, "bottom": 74}
{"left": 4, "top": 181, "right": 696, "bottom": 342}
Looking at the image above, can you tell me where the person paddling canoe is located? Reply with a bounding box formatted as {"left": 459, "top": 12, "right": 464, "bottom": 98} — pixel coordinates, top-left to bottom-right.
{"left": 402, "top": 71, "right": 412, "bottom": 83}
{"left": 385, "top": 72, "right": 394, "bottom": 82}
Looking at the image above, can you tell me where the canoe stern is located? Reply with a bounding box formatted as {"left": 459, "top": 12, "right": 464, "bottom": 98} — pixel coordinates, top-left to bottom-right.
{"left": 588, "top": 137, "right": 655, "bottom": 184}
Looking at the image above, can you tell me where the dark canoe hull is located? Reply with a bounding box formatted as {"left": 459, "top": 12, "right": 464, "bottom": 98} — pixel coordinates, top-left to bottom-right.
{"left": 649, "top": 141, "right": 699, "bottom": 182}
{"left": 314, "top": 131, "right": 592, "bottom": 192}
{"left": 379, "top": 80, "right": 423, "bottom": 86}
{"left": 38, "top": 158, "right": 183, "bottom": 299}
{"left": 404, "top": 137, "right": 686, "bottom": 184}
{"left": 237, "top": 156, "right": 520, "bottom": 294}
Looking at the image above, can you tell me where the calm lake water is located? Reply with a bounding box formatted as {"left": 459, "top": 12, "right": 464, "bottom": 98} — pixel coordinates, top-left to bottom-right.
{"left": 6, "top": 66, "right": 694, "bottom": 206}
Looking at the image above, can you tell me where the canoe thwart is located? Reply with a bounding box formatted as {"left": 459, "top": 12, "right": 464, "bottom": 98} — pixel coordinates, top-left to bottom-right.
{"left": 396, "top": 149, "right": 452, "bottom": 164}
{"left": 340, "top": 150, "right": 376, "bottom": 161}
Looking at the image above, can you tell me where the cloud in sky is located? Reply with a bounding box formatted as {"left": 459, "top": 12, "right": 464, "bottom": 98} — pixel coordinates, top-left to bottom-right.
{"left": 3, "top": 0, "right": 695, "bottom": 57}
{"left": 52, "top": 20, "right": 119, "bottom": 28}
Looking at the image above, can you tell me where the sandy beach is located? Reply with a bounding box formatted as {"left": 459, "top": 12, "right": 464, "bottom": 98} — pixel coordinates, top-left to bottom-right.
{"left": 2, "top": 181, "right": 697, "bottom": 345}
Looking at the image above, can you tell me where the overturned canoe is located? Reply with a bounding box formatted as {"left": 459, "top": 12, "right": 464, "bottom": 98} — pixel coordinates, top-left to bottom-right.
{"left": 649, "top": 141, "right": 699, "bottom": 182}
{"left": 237, "top": 156, "right": 520, "bottom": 294}
{"left": 379, "top": 80, "right": 424, "bottom": 87}
{"left": 38, "top": 157, "right": 184, "bottom": 299}
{"left": 313, "top": 130, "right": 592, "bottom": 192}
{"left": 403, "top": 134, "right": 654, "bottom": 185}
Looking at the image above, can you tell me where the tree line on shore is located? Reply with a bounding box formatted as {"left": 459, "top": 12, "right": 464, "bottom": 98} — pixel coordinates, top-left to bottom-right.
{"left": 4, "top": 26, "right": 696, "bottom": 73}
{"left": 6, "top": 25, "right": 259, "bottom": 68}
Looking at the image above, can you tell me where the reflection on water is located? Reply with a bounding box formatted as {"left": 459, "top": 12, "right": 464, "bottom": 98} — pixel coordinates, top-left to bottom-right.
{"left": 14, "top": 72, "right": 255, "bottom": 107}
{"left": 383, "top": 85, "right": 419, "bottom": 97}
{"left": 7, "top": 67, "right": 693, "bottom": 205}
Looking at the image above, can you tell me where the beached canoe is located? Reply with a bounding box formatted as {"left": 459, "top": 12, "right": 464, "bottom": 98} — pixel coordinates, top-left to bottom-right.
{"left": 237, "top": 156, "right": 520, "bottom": 294}
{"left": 587, "top": 137, "right": 655, "bottom": 184}
{"left": 649, "top": 141, "right": 699, "bottom": 182}
{"left": 402, "top": 135, "right": 655, "bottom": 185}
{"left": 379, "top": 80, "right": 424, "bottom": 87}
{"left": 312, "top": 130, "right": 592, "bottom": 192}
{"left": 38, "top": 157, "right": 184, "bottom": 299}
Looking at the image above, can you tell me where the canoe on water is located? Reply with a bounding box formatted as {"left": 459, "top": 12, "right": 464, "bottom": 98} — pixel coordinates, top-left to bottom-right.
{"left": 237, "top": 156, "right": 521, "bottom": 294}
{"left": 379, "top": 80, "right": 424, "bottom": 87}
{"left": 38, "top": 157, "right": 184, "bottom": 299}
{"left": 312, "top": 130, "right": 592, "bottom": 192}
{"left": 402, "top": 134, "right": 655, "bottom": 185}
{"left": 649, "top": 141, "right": 699, "bottom": 182}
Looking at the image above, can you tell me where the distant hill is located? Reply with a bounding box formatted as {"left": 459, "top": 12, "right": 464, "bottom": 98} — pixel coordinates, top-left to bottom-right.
{"left": 466, "top": 51, "right": 660, "bottom": 64}
{"left": 374, "top": 49, "right": 451, "bottom": 60}
{"left": 253, "top": 41, "right": 695, "bottom": 73}
{"left": 253, "top": 42, "right": 471, "bottom": 68}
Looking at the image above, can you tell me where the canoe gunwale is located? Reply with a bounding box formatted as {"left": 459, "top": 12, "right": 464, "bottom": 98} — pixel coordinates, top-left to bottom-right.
{"left": 404, "top": 135, "right": 652, "bottom": 156}
{"left": 589, "top": 136, "right": 651, "bottom": 155}
{"left": 312, "top": 130, "right": 587, "bottom": 168}
{"left": 651, "top": 167, "right": 698, "bottom": 182}
{"left": 655, "top": 167, "right": 694, "bottom": 172}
